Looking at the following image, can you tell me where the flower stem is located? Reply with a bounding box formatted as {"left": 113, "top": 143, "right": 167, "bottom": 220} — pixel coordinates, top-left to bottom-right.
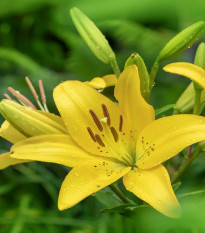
{"left": 109, "top": 184, "right": 130, "bottom": 203}
{"left": 149, "top": 61, "right": 159, "bottom": 91}
{"left": 171, "top": 147, "right": 201, "bottom": 184}
{"left": 193, "top": 88, "right": 202, "bottom": 115}
{"left": 110, "top": 59, "right": 121, "bottom": 78}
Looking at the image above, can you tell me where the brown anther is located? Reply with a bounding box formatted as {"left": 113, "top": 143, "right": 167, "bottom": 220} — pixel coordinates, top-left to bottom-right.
{"left": 102, "top": 104, "right": 111, "bottom": 126}
{"left": 3, "top": 94, "right": 18, "bottom": 104}
{"left": 110, "top": 126, "right": 119, "bottom": 142}
{"left": 89, "top": 110, "right": 103, "bottom": 131}
{"left": 39, "top": 80, "right": 46, "bottom": 105}
{"left": 119, "top": 115, "right": 123, "bottom": 132}
{"left": 4, "top": 94, "right": 13, "bottom": 101}
{"left": 95, "top": 134, "right": 105, "bottom": 147}
{"left": 8, "top": 87, "right": 37, "bottom": 109}
{"left": 25, "top": 76, "right": 39, "bottom": 101}
{"left": 87, "top": 127, "right": 96, "bottom": 142}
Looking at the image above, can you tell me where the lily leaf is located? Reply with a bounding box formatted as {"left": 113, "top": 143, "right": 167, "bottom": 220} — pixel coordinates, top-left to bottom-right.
{"left": 93, "top": 188, "right": 124, "bottom": 208}
{"left": 100, "top": 203, "right": 151, "bottom": 218}
{"left": 172, "top": 182, "right": 181, "bottom": 192}
{"left": 155, "top": 104, "right": 174, "bottom": 116}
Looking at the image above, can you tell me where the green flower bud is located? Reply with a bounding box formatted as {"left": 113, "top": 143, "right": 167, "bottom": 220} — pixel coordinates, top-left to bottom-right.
{"left": 194, "top": 43, "right": 205, "bottom": 90}
{"left": 0, "top": 100, "right": 67, "bottom": 137}
{"left": 157, "top": 21, "right": 205, "bottom": 62}
{"left": 125, "top": 52, "right": 150, "bottom": 100}
{"left": 174, "top": 82, "right": 205, "bottom": 113}
{"left": 194, "top": 42, "right": 205, "bottom": 69}
{"left": 70, "top": 7, "right": 116, "bottom": 65}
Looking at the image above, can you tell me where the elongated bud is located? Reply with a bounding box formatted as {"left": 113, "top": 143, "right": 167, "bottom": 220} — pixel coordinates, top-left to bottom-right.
{"left": 173, "top": 82, "right": 205, "bottom": 113}
{"left": 193, "top": 42, "right": 205, "bottom": 90}
{"left": 70, "top": 7, "right": 116, "bottom": 65}
{"left": 125, "top": 52, "right": 150, "bottom": 100}
{"left": 194, "top": 43, "right": 205, "bottom": 69}
{"left": 0, "top": 100, "right": 67, "bottom": 137}
{"left": 157, "top": 21, "right": 205, "bottom": 62}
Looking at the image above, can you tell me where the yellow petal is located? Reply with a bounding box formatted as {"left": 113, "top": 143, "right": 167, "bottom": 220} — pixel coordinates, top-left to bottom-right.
{"left": 11, "top": 135, "right": 95, "bottom": 167}
{"left": 0, "top": 152, "right": 29, "bottom": 169}
{"left": 123, "top": 164, "right": 181, "bottom": 218}
{"left": 136, "top": 114, "right": 205, "bottom": 169}
{"left": 53, "top": 80, "right": 128, "bottom": 162}
{"left": 114, "top": 65, "right": 155, "bottom": 138}
{"left": 102, "top": 74, "right": 117, "bottom": 87}
{"left": 58, "top": 160, "right": 131, "bottom": 210}
{"left": 0, "top": 120, "right": 26, "bottom": 143}
{"left": 163, "top": 62, "right": 205, "bottom": 89}
{"left": 86, "top": 75, "right": 117, "bottom": 92}
{"left": 86, "top": 77, "right": 106, "bottom": 90}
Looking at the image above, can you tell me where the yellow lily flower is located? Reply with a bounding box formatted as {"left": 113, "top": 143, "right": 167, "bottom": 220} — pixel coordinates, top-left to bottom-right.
{"left": 10, "top": 65, "right": 205, "bottom": 218}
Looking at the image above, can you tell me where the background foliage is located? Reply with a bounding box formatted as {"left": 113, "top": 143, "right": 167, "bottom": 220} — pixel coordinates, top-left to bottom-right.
{"left": 0, "top": 0, "right": 205, "bottom": 232}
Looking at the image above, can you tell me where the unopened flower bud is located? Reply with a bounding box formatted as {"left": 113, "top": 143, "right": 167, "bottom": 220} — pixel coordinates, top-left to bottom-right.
{"left": 173, "top": 82, "right": 205, "bottom": 113}
{"left": 0, "top": 100, "right": 67, "bottom": 137}
{"left": 125, "top": 52, "right": 150, "bottom": 100}
{"left": 157, "top": 21, "right": 205, "bottom": 62}
{"left": 193, "top": 42, "right": 205, "bottom": 90}
{"left": 70, "top": 7, "right": 116, "bottom": 65}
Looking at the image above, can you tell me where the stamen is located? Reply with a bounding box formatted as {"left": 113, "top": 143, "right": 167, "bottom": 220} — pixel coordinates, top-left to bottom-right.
{"left": 87, "top": 127, "right": 96, "bottom": 142}
{"left": 39, "top": 80, "right": 49, "bottom": 112}
{"left": 25, "top": 77, "right": 46, "bottom": 111}
{"left": 119, "top": 115, "right": 123, "bottom": 132}
{"left": 8, "top": 87, "right": 37, "bottom": 109}
{"left": 25, "top": 76, "right": 39, "bottom": 101}
{"left": 3, "top": 94, "right": 18, "bottom": 103}
{"left": 110, "top": 126, "right": 119, "bottom": 142}
{"left": 102, "top": 104, "right": 111, "bottom": 126}
{"left": 95, "top": 134, "right": 105, "bottom": 147}
{"left": 89, "top": 110, "right": 103, "bottom": 131}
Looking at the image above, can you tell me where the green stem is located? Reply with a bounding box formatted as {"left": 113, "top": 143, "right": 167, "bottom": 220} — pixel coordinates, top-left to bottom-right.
{"left": 109, "top": 184, "right": 130, "bottom": 203}
{"left": 193, "top": 88, "right": 202, "bottom": 115}
{"left": 149, "top": 61, "right": 159, "bottom": 91}
{"left": 171, "top": 147, "right": 201, "bottom": 184}
{"left": 110, "top": 59, "right": 121, "bottom": 78}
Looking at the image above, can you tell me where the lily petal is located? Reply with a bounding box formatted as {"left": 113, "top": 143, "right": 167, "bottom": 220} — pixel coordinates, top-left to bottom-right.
{"left": 102, "top": 74, "right": 117, "bottom": 87}
{"left": 86, "top": 77, "right": 106, "bottom": 90}
{"left": 114, "top": 65, "right": 154, "bottom": 138}
{"left": 0, "top": 121, "right": 26, "bottom": 143}
{"left": 0, "top": 152, "right": 29, "bottom": 169}
{"left": 163, "top": 62, "right": 205, "bottom": 89}
{"left": 53, "top": 81, "right": 127, "bottom": 161}
{"left": 123, "top": 164, "right": 181, "bottom": 218}
{"left": 11, "top": 135, "right": 95, "bottom": 167}
{"left": 136, "top": 114, "right": 205, "bottom": 169}
{"left": 86, "top": 74, "right": 117, "bottom": 91}
{"left": 58, "top": 160, "right": 131, "bottom": 210}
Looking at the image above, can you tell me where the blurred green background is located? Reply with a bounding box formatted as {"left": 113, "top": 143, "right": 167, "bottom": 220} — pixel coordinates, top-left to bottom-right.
{"left": 0, "top": 0, "right": 205, "bottom": 232}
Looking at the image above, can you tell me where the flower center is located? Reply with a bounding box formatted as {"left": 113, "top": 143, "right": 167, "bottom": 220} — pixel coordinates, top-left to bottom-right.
{"left": 86, "top": 103, "right": 135, "bottom": 166}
